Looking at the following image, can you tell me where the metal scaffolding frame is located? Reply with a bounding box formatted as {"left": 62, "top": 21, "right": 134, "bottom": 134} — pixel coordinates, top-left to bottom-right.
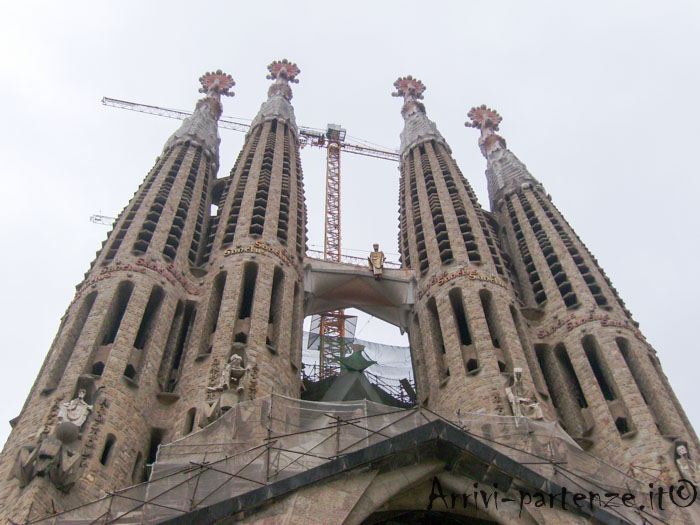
{"left": 29, "top": 394, "right": 685, "bottom": 525}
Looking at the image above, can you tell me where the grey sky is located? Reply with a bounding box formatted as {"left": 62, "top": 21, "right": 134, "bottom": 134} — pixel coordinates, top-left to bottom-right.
{"left": 1, "top": 1, "right": 698, "bottom": 449}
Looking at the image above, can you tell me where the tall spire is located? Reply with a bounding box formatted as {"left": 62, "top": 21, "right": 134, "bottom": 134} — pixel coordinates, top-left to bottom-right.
{"left": 392, "top": 75, "right": 448, "bottom": 156}
{"left": 466, "top": 105, "right": 538, "bottom": 209}
{"left": 250, "top": 59, "right": 300, "bottom": 132}
{"left": 163, "top": 69, "right": 234, "bottom": 162}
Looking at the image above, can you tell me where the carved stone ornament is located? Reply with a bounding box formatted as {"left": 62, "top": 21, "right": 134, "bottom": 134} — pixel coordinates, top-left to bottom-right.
{"left": 505, "top": 368, "right": 544, "bottom": 421}
{"left": 392, "top": 75, "right": 449, "bottom": 156}
{"left": 367, "top": 243, "right": 386, "bottom": 279}
{"left": 57, "top": 389, "right": 92, "bottom": 429}
{"left": 207, "top": 353, "right": 249, "bottom": 393}
{"left": 13, "top": 431, "right": 83, "bottom": 492}
{"left": 674, "top": 440, "right": 698, "bottom": 484}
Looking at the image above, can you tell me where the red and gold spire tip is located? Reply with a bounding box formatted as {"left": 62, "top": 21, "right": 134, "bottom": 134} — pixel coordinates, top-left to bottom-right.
{"left": 392, "top": 76, "right": 426, "bottom": 100}
{"left": 199, "top": 70, "right": 235, "bottom": 98}
{"left": 466, "top": 104, "right": 502, "bottom": 131}
{"left": 267, "top": 59, "right": 300, "bottom": 84}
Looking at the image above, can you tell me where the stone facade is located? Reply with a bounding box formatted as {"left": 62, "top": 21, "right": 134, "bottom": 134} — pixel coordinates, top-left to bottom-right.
{"left": 0, "top": 67, "right": 697, "bottom": 524}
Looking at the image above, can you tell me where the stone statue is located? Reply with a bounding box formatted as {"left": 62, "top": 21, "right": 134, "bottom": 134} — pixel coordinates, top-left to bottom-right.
{"left": 674, "top": 441, "right": 698, "bottom": 483}
{"left": 208, "top": 354, "right": 249, "bottom": 393}
{"left": 506, "top": 368, "right": 543, "bottom": 421}
{"left": 57, "top": 389, "right": 92, "bottom": 429}
{"left": 368, "top": 243, "right": 386, "bottom": 279}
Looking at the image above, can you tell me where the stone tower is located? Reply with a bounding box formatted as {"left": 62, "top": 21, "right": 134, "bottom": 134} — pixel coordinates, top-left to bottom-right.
{"left": 1, "top": 67, "right": 699, "bottom": 524}
{"left": 465, "top": 103, "right": 700, "bottom": 475}
{"left": 394, "top": 77, "right": 546, "bottom": 422}
{"left": 0, "top": 62, "right": 308, "bottom": 523}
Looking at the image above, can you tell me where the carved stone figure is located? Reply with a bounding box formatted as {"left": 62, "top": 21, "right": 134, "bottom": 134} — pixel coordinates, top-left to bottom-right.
{"left": 207, "top": 354, "right": 249, "bottom": 393}
{"left": 368, "top": 243, "right": 386, "bottom": 279}
{"left": 506, "top": 368, "right": 543, "bottom": 421}
{"left": 57, "top": 389, "right": 92, "bottom": 429}
{"left": 13, "top": 431, "right": 83, "bottom": 492}
{"left": 674, "top": 441, "right": 698, "bottom": 483}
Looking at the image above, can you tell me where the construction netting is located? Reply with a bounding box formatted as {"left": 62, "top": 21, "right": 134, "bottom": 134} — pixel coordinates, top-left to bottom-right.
{"left": 33, "top": 395, "right": 665, "bottom": 524}
{"left": 303, "top": 331, "right": 415, "bottom": 403}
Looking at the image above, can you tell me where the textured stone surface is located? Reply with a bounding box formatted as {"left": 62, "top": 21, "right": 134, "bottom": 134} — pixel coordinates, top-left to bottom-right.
{"left": 1, "top": 75, "right": 698, "bottom": 525}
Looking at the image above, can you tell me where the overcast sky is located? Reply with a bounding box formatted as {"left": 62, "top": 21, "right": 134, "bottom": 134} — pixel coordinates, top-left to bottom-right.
{"left": 1, "top": 1, "right": 698, "bottom": 449}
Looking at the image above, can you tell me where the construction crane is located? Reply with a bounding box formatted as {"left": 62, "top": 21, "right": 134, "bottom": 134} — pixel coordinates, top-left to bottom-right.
{"left": 102, "top": 97, "right": 400, "bottom": 378}
{"left": 90, "top": 214, "right": 116, "bottom": 226}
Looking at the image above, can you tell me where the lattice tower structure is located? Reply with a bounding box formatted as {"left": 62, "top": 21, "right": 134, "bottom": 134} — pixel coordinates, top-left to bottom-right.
{"left": 317, "top": 125, "right": 348, "bottom": 378}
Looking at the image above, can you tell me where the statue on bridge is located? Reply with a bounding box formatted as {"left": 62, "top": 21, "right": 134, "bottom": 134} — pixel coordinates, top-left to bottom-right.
{"left": 368, "top": 244, "right": 386, "bottom": 279}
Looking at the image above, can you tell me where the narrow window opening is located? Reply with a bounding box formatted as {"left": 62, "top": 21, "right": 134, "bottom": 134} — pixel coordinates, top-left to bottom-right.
{"left": 199, "top": 272, "right": 226, "bottom": 355}
{"left": 131, "top": 452, "right": 143, "bottom": 483}
{"left": 184, "top": 408, "right": 196, "bottom": 435}
{"left": 616, "top": 337, "right": 671, "bottom": 435}
{"left": 479, "top": 289, "right": 500, "bottom": 349}
{"left": 426, "top": 298, "right": 448, "bottom": 380}
{"left": 102, "top": 281, "right": 134, "bottom": 345}
{"left": 510, "top": 305, "right": 548, "bottom": 395}
{"left": 124, "top": 364, "right": 136, "bottom": 379}
{"left": 100, "top": 434, "right": 116, "bottom": 466}
{"left": 238, "top": 262, "right": 258, "bottom": 319}
{"left": 448, "top": 289, "right": 472, "bottom": 346}
{"left": 582, "top": 335, "right": 616, "bottom": 401}
{"left": 46, "top": 291, "right": 97, "bottom": 390}
{"left": 91, "top": 362, "right": 105, "bottom": 376}
{"left": 289, "top": 282, "right": 301, "bottom": 367}
{"left": 145, "top": 428, "right": 164, "bottom": 479}
{"left": 159, "top": 301, "right": 196, "bottom": 392}
{"left": 266, "top": 267, "right": 285, "bottom": 348}
{"left": 555, "top": 344, "right": 588, "bottom": 408}
{"left": 133, "top": 287, "right": 165, "bottom": 350}
{"left": 615, "top": 417, "right": 629, "bottom": 434}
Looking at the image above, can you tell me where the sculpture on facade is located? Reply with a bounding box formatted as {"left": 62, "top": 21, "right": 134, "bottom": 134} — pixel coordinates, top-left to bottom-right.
{"left": 57, "top": 389, "right": 92, "bottom": 429}
{"left": 13, "top": 390, "right": 95, "bottom": 491}
{"left": 674, "top": 440, "right": 698, "bottom": 483}
{"left": 207, "top": 353, "right": 249, "bottom": 394}
{"left": 506, "top": 368, "right": 543, "bottom": 421}
{"left": 368, "top": 244, "right": 386, "bottom": 279}
{"left": 202, "top": 347, "right": 251, "bottom": 427}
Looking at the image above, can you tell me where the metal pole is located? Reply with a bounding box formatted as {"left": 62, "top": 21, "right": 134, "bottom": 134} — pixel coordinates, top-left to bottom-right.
{"left": 265, "top": 393, "right": 273, "bottom": 483}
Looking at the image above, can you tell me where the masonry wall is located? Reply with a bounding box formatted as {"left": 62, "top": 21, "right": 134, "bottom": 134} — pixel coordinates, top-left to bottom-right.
{"left": 399, "top": 138, "right": 551, "bottom": 422}
{"left": 492, "top": 181, "right": 699, "bottom": 478}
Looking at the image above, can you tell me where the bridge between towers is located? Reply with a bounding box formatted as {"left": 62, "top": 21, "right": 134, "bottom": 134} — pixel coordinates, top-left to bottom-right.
{"left": 302, "top": 258, "right": 416, "bottom": 332}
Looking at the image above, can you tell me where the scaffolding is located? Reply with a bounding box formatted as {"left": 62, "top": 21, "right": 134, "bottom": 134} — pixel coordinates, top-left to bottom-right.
{"left": 30, "top": 394, "right": 682, "bottom": 525}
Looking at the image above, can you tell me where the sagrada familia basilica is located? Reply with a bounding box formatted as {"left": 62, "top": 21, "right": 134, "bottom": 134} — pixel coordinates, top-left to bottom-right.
{"left": 0, "top": 61, "right": 697, "bottom": 524}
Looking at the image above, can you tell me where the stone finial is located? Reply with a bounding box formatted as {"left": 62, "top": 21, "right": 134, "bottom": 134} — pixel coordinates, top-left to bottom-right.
{"left": 162, "top": 70, "right": 233, "bottom": 160}
{"left": 198, "top": 70, "right": 235, "bottom": 100}
{"left": 466, "top": 104, "right": 502, "bottom": 132}
{"left": 466, "top": 105, "right": 506, "bottom": 159}
{"left": 265, "top": 59, "right": 300, "bottom": 101}
{"left": 465, "top": 105, "right": 537, "bottom": 208}
{"left": 392, "top": 75, "right": 426, "bottom": 102}
{"left": 392, "top": 76, "right": 446, "bottom": 154}
{"left": 267, "top": 59, "right": 301, "bottom": 83}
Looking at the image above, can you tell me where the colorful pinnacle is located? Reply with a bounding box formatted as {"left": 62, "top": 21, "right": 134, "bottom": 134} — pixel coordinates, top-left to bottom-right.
{"left": 198, "top": 70, "right": 235, "bottom": 98}
{"left": 392, "top": 76, "right": 426, "bottom": 100}
{"left": 267, "top": 59, "right": 300, "bottom": 84}
{"left": 466, "top": 104, "right": 502, "bottom": 131}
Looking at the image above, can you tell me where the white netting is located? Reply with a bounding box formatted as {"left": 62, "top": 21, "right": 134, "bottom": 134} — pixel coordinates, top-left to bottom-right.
{"left": 302, "top": 331, "right": 415, "bottom": 403}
